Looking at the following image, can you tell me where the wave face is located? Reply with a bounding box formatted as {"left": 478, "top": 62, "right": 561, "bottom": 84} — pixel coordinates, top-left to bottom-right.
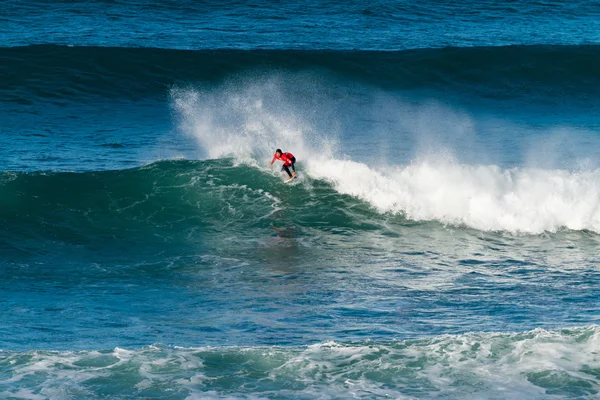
{"left": 1, "top": 326, "right": 599, "bottom": 399}
{"left": 1, "top": 160, "right": 289, "bottom": 259}
{"left": 2, "top": 45, "right": 600, "bottom": 105}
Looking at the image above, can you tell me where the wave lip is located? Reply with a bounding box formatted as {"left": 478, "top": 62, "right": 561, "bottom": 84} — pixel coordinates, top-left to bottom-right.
{"left": 1, "top": 325, "right": 598, "bottom": 399}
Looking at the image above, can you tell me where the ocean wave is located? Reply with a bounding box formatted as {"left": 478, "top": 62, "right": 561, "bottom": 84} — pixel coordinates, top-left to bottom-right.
{"left": 2, "top": 44, "right": 600, "bottom": 103}
{"left": 3, "top": 77, "right": 600, "bottom": 236}
{"left": 1, "top": 325, "right": 598, "bottom": 399}
{"left": 170, "top": 81, "right": 600, "bottom": 235}
{"left": 2, "top": 156, "right": 600, "bottom": 238}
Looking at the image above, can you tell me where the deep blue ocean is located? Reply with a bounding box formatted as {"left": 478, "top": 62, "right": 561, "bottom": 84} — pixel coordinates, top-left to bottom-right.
{"left": 2, "top": 1, "right": 600, "bottom": 398}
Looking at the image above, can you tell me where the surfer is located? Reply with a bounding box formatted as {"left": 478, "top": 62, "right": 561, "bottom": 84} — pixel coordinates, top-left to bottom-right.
{"left": 269, "top": 149, "right": 297, "bottom": 181}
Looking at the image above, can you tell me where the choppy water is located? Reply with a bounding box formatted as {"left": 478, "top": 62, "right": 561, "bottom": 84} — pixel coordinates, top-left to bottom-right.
{"left": 2, "top": 1, "right": 600, "bottom": 398}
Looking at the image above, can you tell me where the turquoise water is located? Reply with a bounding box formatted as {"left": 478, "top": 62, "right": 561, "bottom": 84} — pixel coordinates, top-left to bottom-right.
{"left": 2, "top": 1, "right": 600, "bottom": 398}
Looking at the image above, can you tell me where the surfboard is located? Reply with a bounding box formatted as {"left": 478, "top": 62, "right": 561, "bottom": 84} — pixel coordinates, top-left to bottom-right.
{"left": 284, "top": 175, "right": 298, "bottom": 183}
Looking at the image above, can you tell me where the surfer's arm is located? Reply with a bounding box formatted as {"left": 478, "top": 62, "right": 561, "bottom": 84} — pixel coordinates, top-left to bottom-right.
{"left": 269, "top": 155, "right": 276, "bottom": 166}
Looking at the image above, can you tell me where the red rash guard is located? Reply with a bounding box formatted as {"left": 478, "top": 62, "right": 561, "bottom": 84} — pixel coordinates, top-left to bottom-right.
{"left": 271, "top": 152, "right": 295, "bottom": 166}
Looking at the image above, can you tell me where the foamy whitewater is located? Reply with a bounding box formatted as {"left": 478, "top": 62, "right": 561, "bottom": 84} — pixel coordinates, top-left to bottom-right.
{"left": 3, "top": 1, "right": 600, "bottom": 399}
{"left": 2, "top": 326, "right": 599, "bottom": 399}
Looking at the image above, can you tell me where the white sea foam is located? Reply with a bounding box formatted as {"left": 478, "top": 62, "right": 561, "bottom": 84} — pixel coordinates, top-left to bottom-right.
{"left": 171, "top": 80, "right": 600, "bottom": 234}
{"left": 1, "top": 326, "right": 598, "bottom": 399}
{"left": 306, "top": 157, "right": 600, "bottom": 234}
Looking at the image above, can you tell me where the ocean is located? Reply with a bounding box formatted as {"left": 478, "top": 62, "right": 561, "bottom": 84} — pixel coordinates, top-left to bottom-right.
{"left": 1, "top": 1, "right": 600, "bottom": 398}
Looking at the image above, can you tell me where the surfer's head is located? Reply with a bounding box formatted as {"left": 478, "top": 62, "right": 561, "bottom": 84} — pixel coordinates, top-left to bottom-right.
{"left": 275, "top": 149, "right": 282, "bottom": 156}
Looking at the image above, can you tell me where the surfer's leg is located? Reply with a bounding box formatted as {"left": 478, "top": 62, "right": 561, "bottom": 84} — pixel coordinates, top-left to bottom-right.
{"left": 290, "top": 158, "right": 297, "bottom": 177}
{"left": 282, "top": 165, "right": 292, "bottom": 178}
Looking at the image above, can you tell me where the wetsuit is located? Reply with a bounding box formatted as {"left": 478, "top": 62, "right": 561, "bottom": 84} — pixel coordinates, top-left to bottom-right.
{"left": 271, "top": 152, "right": 296, "bottom": 177}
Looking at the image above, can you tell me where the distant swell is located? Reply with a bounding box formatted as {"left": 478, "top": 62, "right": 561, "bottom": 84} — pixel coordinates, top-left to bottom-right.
{"left": 2, "top": 44, "right": 600, "bottom": 103}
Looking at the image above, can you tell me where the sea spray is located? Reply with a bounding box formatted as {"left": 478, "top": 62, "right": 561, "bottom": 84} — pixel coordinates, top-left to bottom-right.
{"left": 170, "top": 74, "right": 340, "bottom": 164}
